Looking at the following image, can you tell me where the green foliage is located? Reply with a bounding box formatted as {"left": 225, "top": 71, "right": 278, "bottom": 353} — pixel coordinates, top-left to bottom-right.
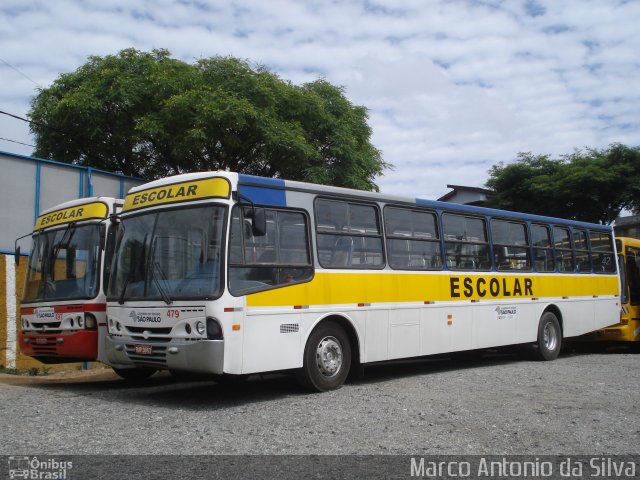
{"left": 29, "top": 49, "right": 389, "bottom": 190}
{"left": 486, "top": 144, "right": 640, "bottom": 224}
{"left": 0, "top": 365, "right": 51, "bottom": 376}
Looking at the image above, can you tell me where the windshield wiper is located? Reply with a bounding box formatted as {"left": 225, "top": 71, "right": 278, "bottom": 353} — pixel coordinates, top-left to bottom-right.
{"left": 151, "top": 261, "right": 172, "bottom": 305}
{"left": 118, "top": 233, "right": 147, "bottom": 305}
{"left": 146, "top": 236, "right": 172, "bottom": 305}
{"left": 52, "top": 223, "right": 77, "bottom": 262}
{"left": 118, "top": 273, "right": 133, "bottom": 305}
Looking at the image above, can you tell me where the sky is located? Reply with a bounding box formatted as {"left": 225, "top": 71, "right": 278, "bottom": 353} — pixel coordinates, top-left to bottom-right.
{"left": 1, "top": 0, "right": 639, "bottom": 200}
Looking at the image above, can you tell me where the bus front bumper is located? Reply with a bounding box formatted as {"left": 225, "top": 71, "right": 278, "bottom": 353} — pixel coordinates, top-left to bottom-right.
{"left": 19, "top": 331, "right": 98, "bottom": 362}
{"left": 105, "top": 337, "right": 224, "bottom": 374}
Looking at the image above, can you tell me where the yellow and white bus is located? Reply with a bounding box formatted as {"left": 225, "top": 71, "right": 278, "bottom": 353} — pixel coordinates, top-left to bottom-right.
{"left": 18, "top": 197, "right": 156, "bottom": 380}
{"left": 104, "top": 172, "right": 620, "bottom": 391}
{"left": 584, "top": 236, "right": 640, "bottom": 344}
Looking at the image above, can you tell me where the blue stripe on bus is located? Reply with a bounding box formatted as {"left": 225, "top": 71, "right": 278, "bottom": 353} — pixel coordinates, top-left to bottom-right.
{"left": 415, "top": 198, "right": 612, "bottom": 231}
{"left": 238, "top": 175, "right": 287, "bottom": 207}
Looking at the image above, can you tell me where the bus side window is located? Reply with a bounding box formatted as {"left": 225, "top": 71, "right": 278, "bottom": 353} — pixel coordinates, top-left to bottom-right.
{"left": 229, "top": 207, "right": 313, "bottom": 296}
{"left": 491, "top": 219, "right": 531, "bottom": 271}
{"left": 590, "top": 231, "right": 616, "bottom": 274}
{"left": 315, "top": 199, "right": 384, "bottom": 269}
{"left": 573, "top": 229, "right": 591, "bottom": 273}
{"left": 384, "top": 206, "right": 442, "bottom": 270}
{"left": 531, "top": 224, "right": 555, "bottom": 272}
{"left": 442, "top": 214, "right": 491, "bottom": 271}
{"left": 553, "top": 226, "right": 574, "bottom": 273}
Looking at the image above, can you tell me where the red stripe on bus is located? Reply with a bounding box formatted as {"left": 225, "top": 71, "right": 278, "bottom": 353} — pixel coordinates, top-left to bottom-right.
{"left": 21, "top": 304, "right": 107, "bottom": 314}
{"left": 54, "top": 305, "right": 84, "bottom": 313}
{"left": 54, "top": 304, "right": 107, "bottom": 313}
{"left": 85, "top": 304, "right": 107, "bottom": 312}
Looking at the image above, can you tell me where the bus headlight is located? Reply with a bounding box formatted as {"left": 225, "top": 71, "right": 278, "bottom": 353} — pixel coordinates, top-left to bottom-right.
{"left": 76, "top": 315, "right": 84, "bottom": 328}
{"left": 195, "top": 321, "right": 205, "bottom": 335}
{"left": 206, "top": 317, "right": 223, "bottom": 340}
{"left": 85, "top": 313, "right": 97, "bottom": 330}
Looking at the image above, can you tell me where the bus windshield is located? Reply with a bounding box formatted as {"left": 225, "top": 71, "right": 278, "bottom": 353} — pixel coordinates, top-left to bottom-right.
{"left": 23, "top": 224, "right": 102, "bottom": 302}
{"left": 107, "top": 205, "right": 226, "bottom": 303}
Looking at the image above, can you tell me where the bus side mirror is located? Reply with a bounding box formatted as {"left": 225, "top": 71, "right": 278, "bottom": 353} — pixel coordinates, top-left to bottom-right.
{"left": 15, "top": 246, "right": 20, "bottom": 266}
{"left": 99, "top": 224, "right": 106, "bottom": 251}
{"left": 252, "top": 208, "right": 267, "bottom": 237}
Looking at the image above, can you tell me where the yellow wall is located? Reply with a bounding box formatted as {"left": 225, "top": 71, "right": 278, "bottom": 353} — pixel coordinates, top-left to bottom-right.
{"left": 1, "top": 253, "right": 87, "bottom": 372}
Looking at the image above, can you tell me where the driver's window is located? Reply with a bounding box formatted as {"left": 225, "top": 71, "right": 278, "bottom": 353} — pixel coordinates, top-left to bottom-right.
{"left": 229, "top": 206, "right": 313, "bottom": 296}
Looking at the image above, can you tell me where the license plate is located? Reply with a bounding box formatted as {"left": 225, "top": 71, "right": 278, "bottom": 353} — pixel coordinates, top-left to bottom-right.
{"left": 134, "top": 344, "right": 153, "bottom": 355}
{"left": 35, "top": 337, "right": 48, "bottom": 345}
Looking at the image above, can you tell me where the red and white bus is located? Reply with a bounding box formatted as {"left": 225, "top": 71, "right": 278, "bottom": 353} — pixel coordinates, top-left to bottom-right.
{"left": 18, "top": 197, "right": 155, "bottom": 379}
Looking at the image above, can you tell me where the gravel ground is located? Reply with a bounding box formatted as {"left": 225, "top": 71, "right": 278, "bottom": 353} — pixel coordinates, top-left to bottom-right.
{"left": 1, "top": 349, "right": 639, "bottom": 456}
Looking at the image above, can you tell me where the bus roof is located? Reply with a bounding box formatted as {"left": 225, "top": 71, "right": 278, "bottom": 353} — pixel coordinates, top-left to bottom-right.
{"left": 238, "top": 173, "right": 613, "bottom": 232}
{"left": 124, "top": 171, "right": 613, "bottom": 232}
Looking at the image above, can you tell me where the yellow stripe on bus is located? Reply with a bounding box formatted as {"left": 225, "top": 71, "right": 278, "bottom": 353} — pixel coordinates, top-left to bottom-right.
{"left": 123, "top": 177, "right": 231, "bottom": 212}
{"left": 246, "top": 272, "right": 619, "bottom": 307}
{"left": 35, "top": 202, "right": 109, "bottom": 230}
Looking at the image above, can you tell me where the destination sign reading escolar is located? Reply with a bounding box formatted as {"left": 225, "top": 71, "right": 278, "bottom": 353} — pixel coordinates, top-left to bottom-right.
{"left": 123, "top": 177, "right": 231, "bottom": 212}
{"left": 35, "top": 202, "right": 109, "bottom": 230}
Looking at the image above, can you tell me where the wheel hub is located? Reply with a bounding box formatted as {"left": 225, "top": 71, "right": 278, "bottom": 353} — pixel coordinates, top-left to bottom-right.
{"left": 543, "top": 323, "right": 558, "bottom": 351}
{"left": 316, "top": 336, "right": 343, "bottom": 377}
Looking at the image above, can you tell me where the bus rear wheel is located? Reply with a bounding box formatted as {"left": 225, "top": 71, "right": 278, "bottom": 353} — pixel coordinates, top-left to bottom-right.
{"left": 112, "top": 367, "right": 156, "bottom": 381}
{"left": 535, "top": 311, "right": 562, "bottom": 361}
{"left": 296, "top": 321, "right": 351, "bottom": 392}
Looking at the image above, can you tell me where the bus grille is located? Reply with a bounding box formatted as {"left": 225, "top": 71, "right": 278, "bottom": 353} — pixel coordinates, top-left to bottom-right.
{"left": 125, "top": 326, "right": 173, "bottom": 342}
{"left": 280, "top": 323, "right": 300, "bottom": 333}
{"left": 31, "top": 322, "right": 62, "bottom": 334}
{"left": 31, "top": 338, "right": 58, "bottom": 355}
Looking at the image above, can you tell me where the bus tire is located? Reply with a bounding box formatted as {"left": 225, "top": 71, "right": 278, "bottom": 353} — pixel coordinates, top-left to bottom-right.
{"left": 296, "top": 321, "right": 351, "bottom": 392}
{"left": 112, "top": 367, "right": 156, "bottom": 381}
{"left": 535, "top": 311, "right": 562, "bottom": 361}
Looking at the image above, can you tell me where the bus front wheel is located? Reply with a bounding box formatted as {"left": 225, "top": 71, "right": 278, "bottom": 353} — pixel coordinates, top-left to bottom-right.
{"left": 296, "top": 321, "right": 351, "bottom": 392}
{"left": 112, "top": 367, "right": 156, "bottom": 381}
{"left": 535, "top": 311, "right": 562, "bottom": 361}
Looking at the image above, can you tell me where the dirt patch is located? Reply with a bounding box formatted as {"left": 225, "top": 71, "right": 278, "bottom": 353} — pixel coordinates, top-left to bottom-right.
{"left": 0, "top": 367, "right": 118, "bottom": 385}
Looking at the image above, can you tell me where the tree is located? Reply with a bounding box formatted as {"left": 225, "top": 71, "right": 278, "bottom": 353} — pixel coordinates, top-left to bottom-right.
{"left": 485, "top": 144, "right": 640, "bottom": 224}
{"left": 29, "top": 48, "right": 390, "bottom": 190}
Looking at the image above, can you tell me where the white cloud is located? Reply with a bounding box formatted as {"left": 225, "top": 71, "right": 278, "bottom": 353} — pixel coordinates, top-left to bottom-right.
{"left": 0, "top": 0, "right": 638, "bottom": 200}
